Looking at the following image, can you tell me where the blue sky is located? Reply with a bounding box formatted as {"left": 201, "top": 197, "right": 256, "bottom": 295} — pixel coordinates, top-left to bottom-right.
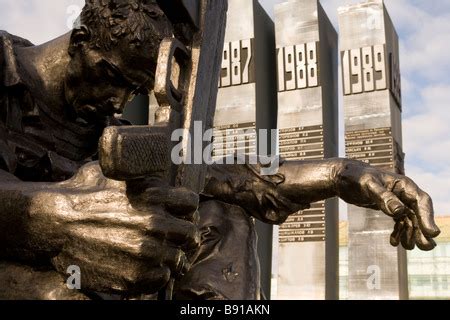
{"left": 0, "top": 0, "right": 448, "bottom": 216}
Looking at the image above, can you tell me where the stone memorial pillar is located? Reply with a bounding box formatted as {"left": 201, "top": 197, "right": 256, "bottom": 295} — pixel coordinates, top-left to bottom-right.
{"left": 338, "top": 0, "right": 408, "bottom": 300}
{"left": 214, "top": 0, "right": 278, "bottom": 299}
{"left": 274, "top": 0, "right": 339, "bottom": 300}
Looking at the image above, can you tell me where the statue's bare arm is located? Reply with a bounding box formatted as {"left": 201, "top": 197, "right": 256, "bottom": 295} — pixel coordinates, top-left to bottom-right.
{"left": 204, "top": 158, "right": 440, "bottom": 251}
{"left": 0, "top": 163, "right": 200, "bottom": 296}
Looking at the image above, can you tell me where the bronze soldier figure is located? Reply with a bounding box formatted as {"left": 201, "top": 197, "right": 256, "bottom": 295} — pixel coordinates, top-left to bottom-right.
{"left": 0, "top": 0, "right": 440, "bottom": 300}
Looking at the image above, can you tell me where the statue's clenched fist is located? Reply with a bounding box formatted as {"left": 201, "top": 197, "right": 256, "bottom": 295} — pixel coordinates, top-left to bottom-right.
{"left": 3, "top": 163, "right": 200, "bottom": 295}
{"left": 335, "top": 160, "right": 440, "bottom": 251}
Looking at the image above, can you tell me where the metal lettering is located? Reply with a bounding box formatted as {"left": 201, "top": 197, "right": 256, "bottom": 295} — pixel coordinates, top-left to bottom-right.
{"left": 342, "top": 45, "right": 389, "bottom": 94}
{"left": 307, "top": 42, "right": 318, "bottom": 87}
{"left": 342, "top": 50, "right": 352, "bottom": 95}
{"left": 284, "top": 45, "right": 296, "bottom": 91}
{"left": 278, "top": 42, "right": 320, "bottom": 92}
{"left": 390, "top": 52, "right": 402, "bottom": 107}
{"left": 219, "top": 39, "right": 254, "bottom": 87}
{"left": 231, "top": 40, "right": 241, "bottom": 85}
{"left": 374, "top": 44, "right": 387, "bottom": 90}
{"left": 295, "top": 44, "right": 307, "bottom": 89}
{"left": 220, "top": 42, "right": 231, "bottom": 87}
{"left": 277, "top": 48, "right": 286, "bottom": 92}
{"left": 362, "top": 46, "right": 375, "bottom": 92}
{"left": 350, "top": 48, "right": 363, "bottom": 94}
{"left": 241, "top": 39, "right": 252, "bottom": 84}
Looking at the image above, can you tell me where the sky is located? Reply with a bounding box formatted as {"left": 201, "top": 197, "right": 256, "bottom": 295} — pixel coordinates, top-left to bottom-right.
{"left": 0, "top": 0, "right": 449, "bottom": 216}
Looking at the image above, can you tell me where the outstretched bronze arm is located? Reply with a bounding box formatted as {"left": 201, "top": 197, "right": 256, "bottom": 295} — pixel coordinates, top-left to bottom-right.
{"left": 204, "top": 158, "right": 440, "bottom": 251}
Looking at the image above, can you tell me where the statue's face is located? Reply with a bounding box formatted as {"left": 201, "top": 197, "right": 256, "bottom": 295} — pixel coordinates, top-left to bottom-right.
{"left": 64, "top": 28, "right": 159, "bottom": 123}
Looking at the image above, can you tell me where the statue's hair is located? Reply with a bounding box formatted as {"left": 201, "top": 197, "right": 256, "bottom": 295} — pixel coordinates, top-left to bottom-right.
{"left": 79, "top": 0, "right": 173, "bottom": 50}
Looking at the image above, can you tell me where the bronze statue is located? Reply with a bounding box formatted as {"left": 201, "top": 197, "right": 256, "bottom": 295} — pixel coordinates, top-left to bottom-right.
{"left": 0, "top": 0, "right": 440, "bottom": 300}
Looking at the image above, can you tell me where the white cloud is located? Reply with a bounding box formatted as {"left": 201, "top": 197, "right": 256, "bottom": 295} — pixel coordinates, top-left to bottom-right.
{"left": 407, "top": 164, "right": 450, "bottom": 216}
{"left": 404, "top": 85, "right": 450, "bottom": 170}
{"left": 401, "top": 85, "right": 450, "bottom": 215}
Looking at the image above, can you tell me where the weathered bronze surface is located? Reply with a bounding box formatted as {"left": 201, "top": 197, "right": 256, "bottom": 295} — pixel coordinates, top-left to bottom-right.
{"left": 0, "top": 0, "right": 440, "bottom": 300}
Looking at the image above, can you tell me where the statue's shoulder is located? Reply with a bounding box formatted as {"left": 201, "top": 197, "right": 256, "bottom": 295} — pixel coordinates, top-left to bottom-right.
{"left": 0, "top": 31, "right": 36, "bottom": 174}
{"left": 0, "top": 30, "right": 34, "bottom": 48}
{"left": 0, "top": 31, "right": 34, "bottom": 88}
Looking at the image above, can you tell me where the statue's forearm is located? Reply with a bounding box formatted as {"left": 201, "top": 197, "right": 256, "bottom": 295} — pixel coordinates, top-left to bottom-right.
{"left": 0, "top": 176, "right": 62, "bottom": 262}
{"left": 0, "top": 184, "right": 34, "bottom": 260}
{"left": 204, "top": 158, "right": 349, "bottom": 224}
{"left": 275, "top": 158, "right": 346, "bottom": 204}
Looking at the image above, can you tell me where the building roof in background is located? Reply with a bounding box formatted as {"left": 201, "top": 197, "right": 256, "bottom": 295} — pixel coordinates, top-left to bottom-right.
{"left": 339, "top": 216, "right": 450, "bottom": 246}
